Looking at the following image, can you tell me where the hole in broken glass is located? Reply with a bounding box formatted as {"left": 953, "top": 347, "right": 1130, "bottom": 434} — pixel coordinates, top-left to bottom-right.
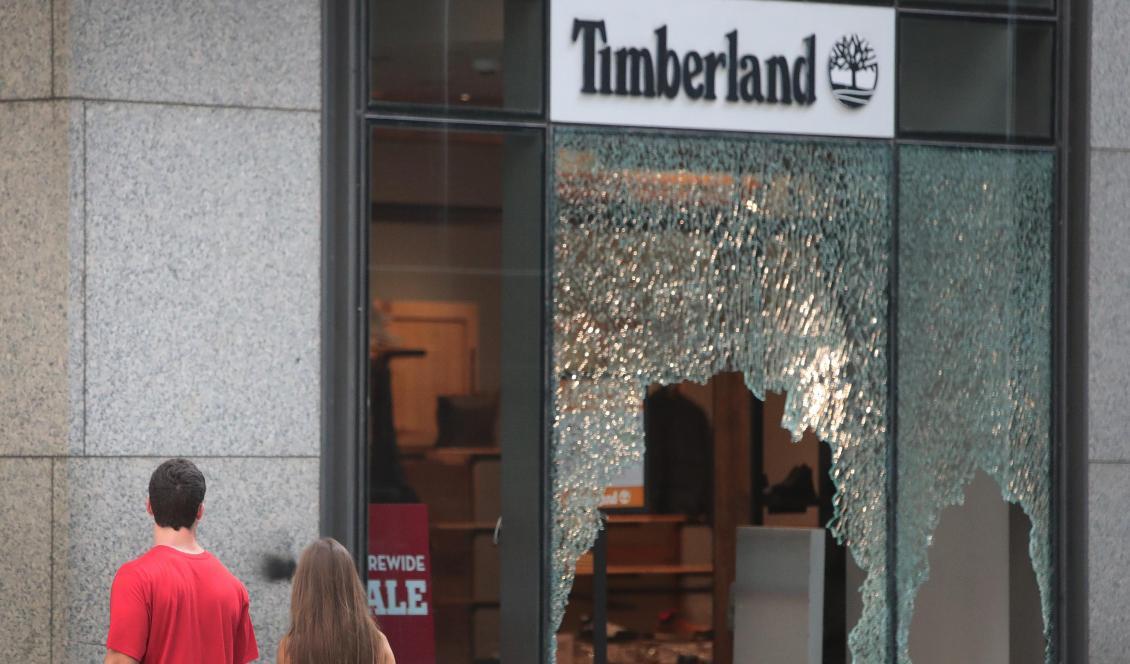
{"left": 907, "top": 471, "right": 1045, "bottom": 664}
{"left": 555, "top": 381, "right": 863, "bottom": 664}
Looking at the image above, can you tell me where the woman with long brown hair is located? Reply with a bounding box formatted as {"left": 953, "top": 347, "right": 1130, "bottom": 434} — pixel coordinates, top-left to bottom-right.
{"left": 278, "top": 538, "right": 396, "bottom": 664}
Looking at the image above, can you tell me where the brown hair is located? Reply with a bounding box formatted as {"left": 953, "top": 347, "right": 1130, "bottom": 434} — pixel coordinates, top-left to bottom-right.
{"left": 148, "top": 458, "right": 205, "bottom": 530}
{"left": 285, "top": 538, "right": 383, "bottom": 664}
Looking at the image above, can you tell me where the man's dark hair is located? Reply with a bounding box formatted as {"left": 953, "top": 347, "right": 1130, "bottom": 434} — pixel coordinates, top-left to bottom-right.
{"left": 148, "top": 458, "right": 206, "bottom": 530}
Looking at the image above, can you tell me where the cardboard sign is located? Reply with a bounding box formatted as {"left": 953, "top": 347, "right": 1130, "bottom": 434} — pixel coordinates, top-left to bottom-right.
{"left": 368, "top": 503, "right": 436, "bottom": 664}
{"left": 601, "top": 458, "right": 645, "bottom": 509}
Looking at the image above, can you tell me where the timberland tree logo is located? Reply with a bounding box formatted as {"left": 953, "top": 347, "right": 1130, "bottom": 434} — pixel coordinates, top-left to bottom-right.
{"left": 828, "top": 34, "right": 878, "bottom": 109}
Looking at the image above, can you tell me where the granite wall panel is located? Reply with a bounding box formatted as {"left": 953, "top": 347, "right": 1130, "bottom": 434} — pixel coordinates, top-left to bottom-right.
{"left": 82, "top": 102, "right": 319, "bottom": 457}
{"left": 53, "top": 0, "right": 319, "bottom": 109}
{"left": 0, "top": 459, "right": 52, "bottom": 663}
{"left": 1091, "top": 0, "right": 1130, "bottom": 149}
{"left": 55, "top": 642, "right": 107, "bottom": 664}
{"left": 1090, "top": 1, "right": 1130, "bottom": 653}
{"left": 1, "top": 2, "right": 324, "bottom": 663}
{"left": 0, "top": 0, "right": 52, "bottom": 100}
{"left": 0, "top": 101, "right": 80, "bottom": 456}
{"left": 1088, "top": 150, "right": 1130, "bottom": 462}
{"left": 1088, "top": 463, "right": 1130, "bottom": 663}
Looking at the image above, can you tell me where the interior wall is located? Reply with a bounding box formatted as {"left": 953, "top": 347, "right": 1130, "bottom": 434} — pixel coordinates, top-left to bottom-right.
{"left": 370, "top": 220, "right": 504, "bottom": 393}
{"left": 1009, "top": 503, "right": 1046, "bottom": 664}
{"left": 908, "top": 472, "right": 1011, "bottom": 664}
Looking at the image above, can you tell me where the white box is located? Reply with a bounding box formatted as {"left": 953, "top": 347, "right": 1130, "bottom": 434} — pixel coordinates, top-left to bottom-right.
{"left": 732, "top": 526, "right": 825, "bottom": 664}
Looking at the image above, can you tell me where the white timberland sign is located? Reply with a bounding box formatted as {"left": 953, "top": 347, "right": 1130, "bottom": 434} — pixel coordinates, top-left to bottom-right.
{"left": 550, "top": 0, "right": 895, "bottom": 138}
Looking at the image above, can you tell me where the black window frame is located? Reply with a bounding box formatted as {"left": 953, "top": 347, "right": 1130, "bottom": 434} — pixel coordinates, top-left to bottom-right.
{"left": 323, "top": 0, "right": 1090, "bottom": 661}
{"left": 324, "top": 2, "right": 553, "bottom": 662}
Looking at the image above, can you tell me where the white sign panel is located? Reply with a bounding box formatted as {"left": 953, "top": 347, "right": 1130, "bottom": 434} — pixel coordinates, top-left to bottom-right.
{"left": 550, "top": 0, "right": 895, "bottom": 138}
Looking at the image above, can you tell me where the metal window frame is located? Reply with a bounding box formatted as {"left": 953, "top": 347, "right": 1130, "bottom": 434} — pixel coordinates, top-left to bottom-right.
{"left": 322, "top": 0, "right": 368, "bottom": 561}
{"left": 1055, "top": 0, "right": 1089, "bottom": 660}
{"left": 322, "top": 0, "right": 1090, "bottom": 660}
{"left": 322, "top": 1, "right": 553, "bottom": 660}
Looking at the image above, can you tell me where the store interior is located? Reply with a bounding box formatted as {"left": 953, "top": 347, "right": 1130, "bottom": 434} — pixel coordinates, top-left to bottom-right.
{"left": 365, "top": 128, "right": 1046, "bottom": 664}
{"left": 555, "top": 380, "right": 859, "bottom": 664}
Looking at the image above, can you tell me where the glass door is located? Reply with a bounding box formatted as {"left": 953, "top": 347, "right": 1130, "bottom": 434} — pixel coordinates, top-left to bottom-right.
{"left": 365, "top": 124, "right": 545, "bottom": 664}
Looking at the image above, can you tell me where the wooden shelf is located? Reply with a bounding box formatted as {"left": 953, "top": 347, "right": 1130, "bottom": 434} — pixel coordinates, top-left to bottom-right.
{"left": 605, "top": 514, "right": 691, "bottom": 525}
{"left": 400, "top": 446, "right": 501, "bottom": 461}
{"left": 431, "top": 521, "right": 497, "bottom": 533}
{"left": 434, "top": 597, "right": 500, "bottom": 609}
{"left": 575, "top": 562, "right": 714, "bottom": 577}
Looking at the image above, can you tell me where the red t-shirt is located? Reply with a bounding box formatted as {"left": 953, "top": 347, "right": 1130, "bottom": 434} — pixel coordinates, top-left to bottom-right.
{"left": 107, "top": 546, "right": 259, "bottom": 664}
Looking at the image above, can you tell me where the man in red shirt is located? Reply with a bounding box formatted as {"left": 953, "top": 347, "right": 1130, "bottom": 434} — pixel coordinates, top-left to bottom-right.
{"left": 105, "top": 458, "right": 259, "bottom": 664}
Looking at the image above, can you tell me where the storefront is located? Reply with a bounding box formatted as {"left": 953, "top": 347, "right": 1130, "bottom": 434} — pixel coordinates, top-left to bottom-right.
{"left": 322, "top": 0, "right": 1086, "bottom": 662}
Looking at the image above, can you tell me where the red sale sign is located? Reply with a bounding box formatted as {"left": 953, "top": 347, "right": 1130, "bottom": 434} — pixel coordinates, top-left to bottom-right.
{"left": 368, "top": 504, "right": 436, "bottom": 664}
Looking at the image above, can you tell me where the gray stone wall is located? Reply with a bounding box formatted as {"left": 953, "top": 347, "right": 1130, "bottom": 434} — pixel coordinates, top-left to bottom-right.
{"left": 0, "top": 1, "right": 321, "bottom": 662}
{"left": 1090, "top": 1, "right": 1130, "bottom": 662}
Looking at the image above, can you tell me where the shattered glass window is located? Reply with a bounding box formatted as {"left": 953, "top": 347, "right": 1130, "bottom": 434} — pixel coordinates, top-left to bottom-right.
{"left": 896, "top": 145, "right": 1054, "bottom": 663}
{"left": 550, "top": 128, "right": 893, "bottom": 662}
